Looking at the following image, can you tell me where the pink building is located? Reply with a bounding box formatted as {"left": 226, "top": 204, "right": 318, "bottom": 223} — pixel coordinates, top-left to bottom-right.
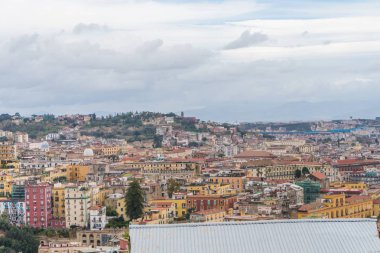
{"left": 25, "top": 183, "right": 52, "bottom": 228}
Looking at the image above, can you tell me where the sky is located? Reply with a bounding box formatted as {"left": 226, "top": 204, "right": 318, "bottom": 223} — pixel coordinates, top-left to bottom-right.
{"left": 0, "top": 0, "right": 380, "bottom": 122}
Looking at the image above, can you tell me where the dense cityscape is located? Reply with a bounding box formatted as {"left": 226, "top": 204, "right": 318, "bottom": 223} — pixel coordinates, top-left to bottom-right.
{"left": 2, "top": 0, "right": 380, "bottom": 251}
{"left": 1, "top": 112, "right": 380, "bottom": 252}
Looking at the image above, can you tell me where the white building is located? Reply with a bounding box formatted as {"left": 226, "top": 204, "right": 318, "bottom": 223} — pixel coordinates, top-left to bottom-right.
{"left": 15, "top": 132, "right": 29, "bottom": 143}
{"left": 88, "top": 205, "right": 107, "bottom": 230}
{"left": 46, "top": 133, "right": 60, "bottom": 141}
{"left": 0, "top": 130, "right": 13, "bottom": 139}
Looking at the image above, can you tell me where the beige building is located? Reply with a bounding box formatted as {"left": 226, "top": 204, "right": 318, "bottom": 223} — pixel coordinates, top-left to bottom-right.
{"left": 65, "top": 185, "right": 91, "bottom": 228}
{"left": 125, "top": 161, "right": 201, "bottom": 175}
{"left": 248, "top": 162, "right": 337, "bottom": 181}
{"left": 39, "top": 241, "right": 91, "bottom": 253}
{"left": 298, "top": 144, "right": 318, "bottom": 153}
{"left": 190, "top": 209, "right": 226, "bottom": 223}
{"left": 265, "top": 140, "right": 306, "bottom": 147}
{"left": 101, "top": 146, "right": 121, "bottom": 156}
{"left": 77, "top": 229, "right": 125, "bottom": 247}
{"left": 14, "top": 132, "right": 29, "bottom": 143}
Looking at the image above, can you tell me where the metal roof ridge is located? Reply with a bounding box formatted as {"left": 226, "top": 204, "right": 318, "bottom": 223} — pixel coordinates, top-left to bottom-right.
{"left": 129, "top": 218, "right": 377, "bottom": 230}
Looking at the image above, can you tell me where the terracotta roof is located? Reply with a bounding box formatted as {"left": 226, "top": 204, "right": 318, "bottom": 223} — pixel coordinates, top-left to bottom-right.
{"left": 235, "top": 150, "right": 276, "bottom": 159}
{"left": 88, "top": 205, "right": 103, "bottom": 210}
{"left": 333, "top": 159, "right": 380, "bottom": 166}
{"left": 310, "top": 172, "right": 326, "bottom": 181}
{"left": 168, "top": 158, "right": 205, "bottom": 163}
{"left": 242, "top": 159, "right": 275, "bottom": 167}
{"left": 298, "top": 204, "right": 313, "bottom": 212}
{"left": 346, "top": 195, "right": 371, "bottom": 203}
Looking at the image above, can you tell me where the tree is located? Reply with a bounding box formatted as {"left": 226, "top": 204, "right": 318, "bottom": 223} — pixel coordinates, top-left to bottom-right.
{"left": 53, "top": 176, "right": 67, "bottom": 183}
{"left": 0, "top": 217, "right": 39, "bottom": 253}
{"left": 294, "top": 169, "right": 302, "bottom": 179}
{"left": 106, "top": 206, "right": 118, "bottom": 217}
{"left": 106, "top": 217, "right": 128, "bottom": 228}
{"left": 302, "top": 167, "right": 310, "bottom": 175}
{"left": 125, "top": 180, "right": 145, "bottom": 221}
{"left": 153, "top": 135, "right": 163, "bottom": 148}
{"left": 188, "top": 141, "right": 200, "bottom": 147}
{"left": 167, "top": 179, "right": 181, "bottom": 198}
{"left": 185, "top": 208, "right": 195, "bottom": 220}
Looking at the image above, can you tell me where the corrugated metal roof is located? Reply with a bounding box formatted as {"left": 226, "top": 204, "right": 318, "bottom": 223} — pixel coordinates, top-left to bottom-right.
{"left": 130, "top": 219, "right": 380, "bottom": 253}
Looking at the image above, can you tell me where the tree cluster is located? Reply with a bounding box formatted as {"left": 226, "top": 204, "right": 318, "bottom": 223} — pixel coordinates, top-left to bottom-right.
{"left": 0, "top": 217, "right": 39, "bottom": 253}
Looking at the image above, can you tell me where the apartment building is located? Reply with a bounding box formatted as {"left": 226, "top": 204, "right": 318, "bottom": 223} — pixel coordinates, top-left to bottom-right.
{"left": 0, "top": 143, "right": 17, "bottom": 162}
{"left": 25, "top": 183, "right": 52, "bottom": 228}
{"left": 65, "top": 185, "right": 91, "bottom": 228}
{"left": 297, "top": 194, "right": 373, "bottom": 219}
{"left": 52, "top": 183, "right": 66, "bottom": 228}
{"left": 125, "top": 161, "right": 201, "bottom": 175}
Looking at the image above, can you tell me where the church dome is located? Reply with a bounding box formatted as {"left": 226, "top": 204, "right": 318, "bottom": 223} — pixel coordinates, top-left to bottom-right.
{"left": 83, "top": 148, "right": 94, "bottom": 157}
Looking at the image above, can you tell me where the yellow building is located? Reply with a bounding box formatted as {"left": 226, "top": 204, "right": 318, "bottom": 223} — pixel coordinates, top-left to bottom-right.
{"left": 186, "top": 183, "right": 236, "bottom": 196}
{"left": 105, "top": 194, "right": 127, "bottom": 220}
{"left": 0, "top": 143, "right": 17, "bottom": 162}
{"left": 0, "top": 161, "right": 20, "bottom": 173}
{"left": 44, "top": 167, "right": 67, "bottom": 182}
{"left": 329, "top": 182, "right": 367, "bottom": 190}
{"left": 150, "top": 198, "right": 187, "bottom": 219}
{"left": 67, "top": 165, "right": 90, "bottom": 182}
{"left": 116, "top": 198, "right": 127, "bottom": 220}
{"left": 142, "top": 202, "right": 175, "bottom": 224}
{"left": 47, "top": 165, "right": 90, "bottom": 183}
{"left": 52, "top": 183, "right": 66, "bottom": 220}
{"left": 298, "top": 194, "right": 373, "bottom": 219}
{"left": 368, "top": 189, "right": 380, "bottom": 201}
{"left": 0, "top": 173, "right": 13, "bottom": 198}
{"left": 209, "top": 176, "right": 245, "bottom": 192}
{"left": 373, "top": 199, "right": 380, "bottom": 217}
{"left": 90, "top": 186, "right": 109, "bottom": 206}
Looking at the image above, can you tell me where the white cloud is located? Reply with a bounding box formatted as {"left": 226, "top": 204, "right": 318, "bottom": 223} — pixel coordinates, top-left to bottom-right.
{"left": 73, "top": 23, "right": 110, "bottom": 34}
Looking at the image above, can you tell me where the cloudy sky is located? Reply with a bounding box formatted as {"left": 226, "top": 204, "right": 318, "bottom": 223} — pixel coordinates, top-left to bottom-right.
{"left": 1, "top": 0, "right": 380, "bottom": 122}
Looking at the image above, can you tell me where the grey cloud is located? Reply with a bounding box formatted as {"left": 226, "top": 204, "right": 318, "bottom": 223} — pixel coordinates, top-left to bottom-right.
{"left": 73, "top": 23, "right": 110, "bottom": 34}
{"left": 137, "top": 39, "right": 163, "bottom": 54}
{"left": 9, "top": 34, "right": 39, "bottom": 53}
{"left": 224, "top": 30, "right": 268, "bottom": 50}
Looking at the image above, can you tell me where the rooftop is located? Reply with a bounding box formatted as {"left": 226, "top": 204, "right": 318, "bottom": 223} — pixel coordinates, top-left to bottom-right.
{"left": 130, "top": 219, "right": 380, "bottom": 253}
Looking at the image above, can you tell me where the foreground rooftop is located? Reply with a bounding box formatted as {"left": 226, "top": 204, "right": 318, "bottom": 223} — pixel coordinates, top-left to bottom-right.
{"left": 130, "top": 219, "right": 380, "bottom": 253}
